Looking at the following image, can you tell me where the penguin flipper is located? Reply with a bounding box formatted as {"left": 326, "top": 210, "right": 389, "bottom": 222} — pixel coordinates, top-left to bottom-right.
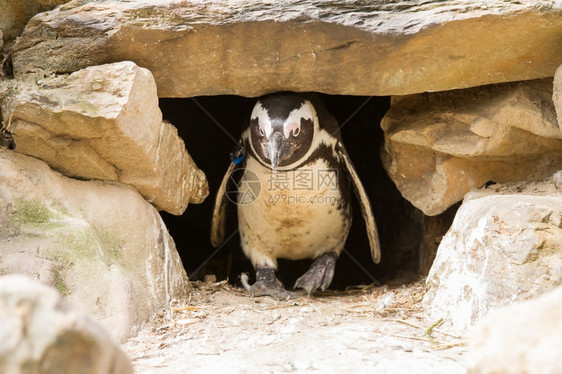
{"left": 336, "top": 142, "right": 381, "bottom": 264}
{"left": 210, "top": 160, "right": 236, "bottom": 247}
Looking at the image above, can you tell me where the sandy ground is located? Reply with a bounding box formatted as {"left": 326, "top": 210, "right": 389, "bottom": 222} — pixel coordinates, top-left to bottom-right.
{"left": 123, "top": 279, "right": 467, "bottom": 373}
{"left": 122, "top": 178, "right": 562, "bottom": 373}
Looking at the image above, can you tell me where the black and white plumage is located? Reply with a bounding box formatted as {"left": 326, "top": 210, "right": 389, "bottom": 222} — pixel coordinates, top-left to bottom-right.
{"left": 211, "top": 93, "right": 380, "bottom": 298}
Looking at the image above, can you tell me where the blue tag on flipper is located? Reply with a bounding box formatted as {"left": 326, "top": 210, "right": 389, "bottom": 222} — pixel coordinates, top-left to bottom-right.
{"left": 229, "top": 145, "right": 245, "bottom": 165}
{"left": 232, "top": 154, "right": 244, "bottom": 165}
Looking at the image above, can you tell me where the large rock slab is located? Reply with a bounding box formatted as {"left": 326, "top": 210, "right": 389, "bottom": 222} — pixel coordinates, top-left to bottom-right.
{"left": 11, "top": 0, "right": 562, "bottom": 98}
{"left": 2, "top": 61, "right": 208, "bottom": 215}
{"left": 423, "top": 180, "right": 562, "bottom": 334}
{"left": 0, "top": 274, "right": 133, "bottom": 374}
{"left": 382, "top": 79, "right": 562, "bottom": 215}
{"left": 467, "top": 286, "right": 562, "bottom": 374}
{"left": 0, "top": 149, "right": 190, "bottom": 342}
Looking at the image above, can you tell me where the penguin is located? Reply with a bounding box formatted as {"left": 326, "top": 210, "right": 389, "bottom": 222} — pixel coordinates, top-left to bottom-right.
{"left": 211, "top": 92, "right": 380, "bottom": 299}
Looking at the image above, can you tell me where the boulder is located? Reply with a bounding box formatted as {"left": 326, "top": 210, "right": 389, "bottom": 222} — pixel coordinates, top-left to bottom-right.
{"left": 554, "top": 64, "right": 562, "bottom": 126}
{"left": 423, "top": 179, "right": 562, "bottom": 333}
{"left": 381, "top": 79, "right": 562, "bottom": 215}
{"left": 11, "top": 0, "right": 562, "bottom": 98}
{"left": 2, "top": 61, "right": 209, "bottom": 215}
{"left": 0, "top": 149, "right": 190, "bottom": 342}
{"left": 467, "top": 286, "right": 562, "bottom": 374}
{"left": 0, "top": 0, "right": 71, "bottom": 49}
{"left": 0, "top": 274, "right": 133, "bottom": 374}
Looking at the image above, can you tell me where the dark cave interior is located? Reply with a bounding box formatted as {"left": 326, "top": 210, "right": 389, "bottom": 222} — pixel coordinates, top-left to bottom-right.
{"left": 159, "top": 94, "right": 451, "bottom": 290}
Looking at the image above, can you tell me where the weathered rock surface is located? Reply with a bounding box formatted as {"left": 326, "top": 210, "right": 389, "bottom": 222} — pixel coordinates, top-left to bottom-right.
{"left": 419, "top": 205, "right": 458, "bottom": 275}
{"left": 3, "top": 61, "right": 208, "bottom": 215}
{"left": 11, "top": 0, "right": 562, "bottom": 98}
{"left": 554, "top": 64, "right": 562, "bottom": 127}
{"left": 554, "top": 170, "right": 562, "bottom": 189}
{"left": 467, "top": 286, "right": 562, "bottom": 374}
{"left": 424, "top": 179, "right": 562, "bottom": 333}
{"left": 0, "top": 149, "right": 190, "bottom": 342}
{"left": 0, "top": 0, "right": 70, "bottom": 49}
{"left": 382, "top": 79, "right": 562, "bottom": 215}
{"left": 0, "top": 274, "right": 133, "bottom": 374}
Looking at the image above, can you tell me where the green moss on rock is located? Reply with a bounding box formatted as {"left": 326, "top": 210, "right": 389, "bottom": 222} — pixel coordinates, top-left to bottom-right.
{"left": 7, "top": 198, "right": 71, "bottom": 233}
{"left": 9, "top": 198, "right": 51, "bottom": 224}
{"left": 8, "top": 199, "right": 126, "bottom": 270}
{"left": 54, "top": 269, "right": 70, "bottom": 297}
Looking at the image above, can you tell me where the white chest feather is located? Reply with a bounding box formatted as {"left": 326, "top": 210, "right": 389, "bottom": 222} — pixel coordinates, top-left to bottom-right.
{"left": 237, "top": 156, "right": 351, "bottom": 268}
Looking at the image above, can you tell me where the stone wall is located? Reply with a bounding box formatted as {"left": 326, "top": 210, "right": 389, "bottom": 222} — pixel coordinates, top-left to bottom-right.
{"left": 1, "top": 0, "right": 561, "bottom": 370}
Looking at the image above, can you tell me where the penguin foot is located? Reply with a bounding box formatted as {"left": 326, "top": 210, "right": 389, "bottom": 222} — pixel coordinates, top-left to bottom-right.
{"left": 294, "top": 252, "right": 337, "bottom": 295}
{"left": 240, "top": 267, "right": 295, "bottom": 301}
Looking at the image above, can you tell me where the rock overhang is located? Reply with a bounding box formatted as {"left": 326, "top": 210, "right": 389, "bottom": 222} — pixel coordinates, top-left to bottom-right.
{"left": 10, "top": 0, "right": 562, "bottom": 98}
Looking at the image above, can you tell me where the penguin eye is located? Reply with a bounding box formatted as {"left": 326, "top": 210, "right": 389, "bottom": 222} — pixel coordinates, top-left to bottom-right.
{"left": 284, "top": 122, "right": 300, "bottom": 138}
{"left": 258, "top": 127, "right": 265, "bottom": 137}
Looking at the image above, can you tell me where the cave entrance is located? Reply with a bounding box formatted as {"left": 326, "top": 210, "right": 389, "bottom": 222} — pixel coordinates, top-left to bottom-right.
{"left": 159, "top": 95, "right": 451, "bottom": 290}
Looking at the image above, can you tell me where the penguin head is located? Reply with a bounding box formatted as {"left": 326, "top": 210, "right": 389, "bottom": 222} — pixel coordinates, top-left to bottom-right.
{"left": 248, "top": 93, "right": 318, "bottom": 170}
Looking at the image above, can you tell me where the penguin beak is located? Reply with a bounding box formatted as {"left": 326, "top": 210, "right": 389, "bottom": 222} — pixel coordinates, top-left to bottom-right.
{"left": 265, "top": 131, "right": 290, "bottom": 170}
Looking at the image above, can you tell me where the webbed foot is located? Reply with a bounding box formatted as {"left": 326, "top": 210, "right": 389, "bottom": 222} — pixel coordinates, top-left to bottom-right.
{"left": 240, "top": 266, "right": 295, "bottom": 301}
{"left": 294, "top": 252, "right": 337, "bottom": 295}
